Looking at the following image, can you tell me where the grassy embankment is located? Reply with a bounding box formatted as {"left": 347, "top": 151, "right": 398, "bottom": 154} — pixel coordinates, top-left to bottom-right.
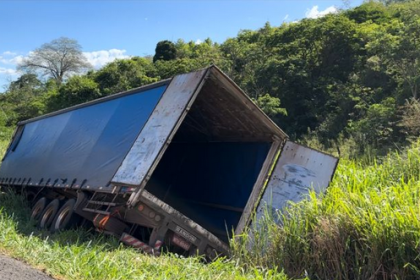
{"left": 1, "top": 139, "right": 420, "bottom": 279}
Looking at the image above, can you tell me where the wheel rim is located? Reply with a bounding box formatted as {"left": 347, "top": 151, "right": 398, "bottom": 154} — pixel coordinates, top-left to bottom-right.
{"left": 31, "top": 204, "right": 43, "bottom": 220}
{"left": 41, "top": 207, "right": 54, "bottom": 228}
{"left": 55, "top": 207, "right": 70, "bottom": 229}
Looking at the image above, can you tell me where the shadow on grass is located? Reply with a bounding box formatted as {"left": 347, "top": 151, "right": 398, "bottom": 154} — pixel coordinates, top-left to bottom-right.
{"left": 0, "top": 188, "right": 122, "bottom": 253}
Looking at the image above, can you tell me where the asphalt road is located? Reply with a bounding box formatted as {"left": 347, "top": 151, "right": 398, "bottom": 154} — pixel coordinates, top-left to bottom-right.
{"left": 0, "top": 254, "right": 54, "bottom": 280}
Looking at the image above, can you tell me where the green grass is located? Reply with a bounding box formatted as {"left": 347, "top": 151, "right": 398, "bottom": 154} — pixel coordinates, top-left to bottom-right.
{"left": 0, "top": 139, "right": 10, "bottom": 159}
{"left": 232, "top": 141, "right": 420, "bottom": 279}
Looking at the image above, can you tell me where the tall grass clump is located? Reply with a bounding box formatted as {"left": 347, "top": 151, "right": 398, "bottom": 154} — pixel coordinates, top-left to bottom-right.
{"left": 232, "top": 141, "right": 420, "bottom": 280}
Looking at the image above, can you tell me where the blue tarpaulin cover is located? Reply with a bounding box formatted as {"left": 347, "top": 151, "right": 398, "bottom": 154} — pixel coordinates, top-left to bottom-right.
{"left": 0, "top": 85, "right": 167, "bottom": 191}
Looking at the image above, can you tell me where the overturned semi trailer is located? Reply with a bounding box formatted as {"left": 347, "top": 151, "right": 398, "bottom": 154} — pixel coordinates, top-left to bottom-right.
{"left": 0, "top": 66, "right": 338, "bottom": 258}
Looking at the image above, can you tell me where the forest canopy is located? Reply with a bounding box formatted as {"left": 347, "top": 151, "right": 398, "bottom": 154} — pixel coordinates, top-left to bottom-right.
{"left": 2, "top": 0, "right": 420, "bottom": 157}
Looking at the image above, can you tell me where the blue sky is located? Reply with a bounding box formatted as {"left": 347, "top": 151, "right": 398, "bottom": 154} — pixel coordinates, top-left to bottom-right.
{"left": 0, "top": 0, "right": 364, "bottom": 89}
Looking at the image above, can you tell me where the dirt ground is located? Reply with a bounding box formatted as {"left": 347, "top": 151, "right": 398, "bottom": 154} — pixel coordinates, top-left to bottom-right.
{"left": 0, "top": 254, "right": 54, "bottom": 280}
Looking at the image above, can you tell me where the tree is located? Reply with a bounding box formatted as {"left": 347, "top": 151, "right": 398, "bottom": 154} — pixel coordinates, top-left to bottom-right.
{"left": 52, "top": 75, "right": 101, "bottom": 109}
{"left": 1, "top": 74, "right": 48, "bottom": 124}
{"left": 8, "top": 73, "right": 42, "bottom": 93}
{"left": 253, "top": 94, "right": 287, "bottom": 118}
{"left": 18, "top": 37, "right": 92, "bottom": 84}
{"left": 348, "top": 97, "right": 400, "bottom": 151}
{"left": 400, "top": 99, "right": 420, "bottom": 137}
{"left": 94, "top": 57, "right": 158, "bottom": 95}
{"left": 367, "top": 18, "right": 420, "bottom": 100}
{"left": 378, "top": 0, "right": 413, "bottom": 5}
{"left": 153, "top": 40, "right": 177, "bottom": 63}
{"left": 345, "top": 1, "right": 390, "bottom": 24}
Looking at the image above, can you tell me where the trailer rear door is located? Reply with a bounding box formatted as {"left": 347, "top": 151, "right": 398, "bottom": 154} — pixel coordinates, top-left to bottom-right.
{"left": 111, "top": 69, "right": 209, "bottom": 205}
{"left": 254, "top": 141, "right": 338, "bottom": 224}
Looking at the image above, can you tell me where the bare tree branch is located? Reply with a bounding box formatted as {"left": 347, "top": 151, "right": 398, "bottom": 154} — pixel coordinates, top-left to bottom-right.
{"left": 18, "top": 37, "right": 92, "bottom": 84}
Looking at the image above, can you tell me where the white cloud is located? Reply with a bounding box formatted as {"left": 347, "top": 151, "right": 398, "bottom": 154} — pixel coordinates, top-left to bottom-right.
{"left": 9, "top": 55, "right": 24, "bottom": 65}
{"left": 0, "top": 67, "right": 19, "bottom": 76}
{"left": 83, "top": 49, "right": 130, "bottom": 68}
{"left": 0, "top": 52, "right": 24, "bottom": 66}
{"left": 306, "top": 5, "right": 338, "bottom": 19}
{"left": 2, "top": 51, "right": 17, "bottom": 56}
{"left": 0, "top": 52, "right": 22, "bottom": 87}
{"left": 283, "top": 14, "right": 289, "bottom": 21}
{"left": 195, "top": 39, "right": 202, "bottom": 45}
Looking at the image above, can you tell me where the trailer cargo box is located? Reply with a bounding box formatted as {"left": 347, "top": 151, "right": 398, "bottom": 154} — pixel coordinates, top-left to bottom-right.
{"left": 0, "top": 66, "right": 338, "bottom": 258}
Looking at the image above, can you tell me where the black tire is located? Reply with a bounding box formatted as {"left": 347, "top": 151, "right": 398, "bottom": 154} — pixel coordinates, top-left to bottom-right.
{"left": 50, "top": 199, "right": 81, "bottom": 233}
{"left": 31, "top": 197, "right": 50, "bottom": 221}
{"left": 38, "top": 199, "right": 60, "bottom": 229}
{"left": 25, "top": 191, "right": 37, "bottom": 205}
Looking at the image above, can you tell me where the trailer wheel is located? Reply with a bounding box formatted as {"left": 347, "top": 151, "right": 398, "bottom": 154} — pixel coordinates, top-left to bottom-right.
{"left": 50, "top": 199, "right": 80, "bottom": 233}
{"left": 25, "top": 190, "right": 37, "bottom": 205}
{"left": 31, "top": 197, "right": 50, "bottom": 221}
{"left": 38, "top": 199, "right": 60, "bottom": 229}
